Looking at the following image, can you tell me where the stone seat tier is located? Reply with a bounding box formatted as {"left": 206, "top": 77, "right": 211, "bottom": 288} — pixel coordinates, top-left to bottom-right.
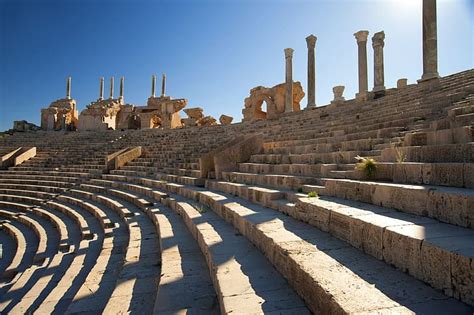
{"left": 0, "top": 170, "right": 91, "bottom": 178}
{"left": 97, "top": 173, "right": 474, "bottom": 313}
{"left": 222, "top": 171, "right": 320, "bottom": 191}
{"left": 250, "top": 149, "right": 382, "bottom": 165}
{"left": 144, "top": 202, "right": 219, "bottom": 314}
{"left": 0, "top": 209, "right": 50, "bottom": 265}
{"left": 150, "top": 173, "right": 474, "bottom": 306}
{"left": 0, "top": 218, "right": 36, "bottom": 280}
{"left": 88, "top": 174, "right": 308, "bottom": 313}
{"left": 318, "top": 178, "right": 474, "bottom": 229}
{"left": 0, "top": 228, "right": 16, "bottom": 276}
{"left": 162, "top": 195, "right": 309, "bottom": 314}
{"left": 72, "top": 183, "right": 161, "bottom": 314}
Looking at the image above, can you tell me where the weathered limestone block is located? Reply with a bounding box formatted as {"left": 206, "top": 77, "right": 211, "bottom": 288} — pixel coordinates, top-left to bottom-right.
{"left": 331, "top": 86, "right": 345, "bottom": 104}
{"left": 138, "top": 96, "right": 187, "bottom": 129}
{"left": 451, "top": 251, "right": 474, "bottom": 304}
{"left": 41, "top": 98, "right": 78, "bottom": 131}
{"left": 397, "top": 78, "right": 408, "bottom": 88}
{"left": 199, "top": 116, "right": 217, "bottom": 127}
{"left": 78, "top": 98, "right": 122, "bottom": 131}
{"left": 219, "top": 115, "right": 233, "bottom": 125}
{"left": 116, "top": 105, "right": 140, "bottom": 130}
{"left": 422, "top": 163, "right": 464, "bottom": 187}
{"left": 183, "top": 107, "right": 204, "bottom": 120}
{"left": 242, "top": 82, "right": 304, "bottom": 121}
{"left": 13, "top": 120, "right": 40, "bottom": 132}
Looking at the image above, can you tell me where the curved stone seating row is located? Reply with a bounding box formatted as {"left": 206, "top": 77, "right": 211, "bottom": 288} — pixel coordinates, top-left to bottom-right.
{"left": 0, "top": 219, "right": 31, "bottom": 281}
{"left": 96, "top": 172, "right": 474, "bottom": 313}
{"left": 89, "top": 175, "right": 308, "bottom": 313}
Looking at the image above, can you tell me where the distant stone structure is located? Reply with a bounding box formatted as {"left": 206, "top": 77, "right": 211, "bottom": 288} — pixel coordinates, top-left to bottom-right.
{"left": 40, "top": 77, "right": 78, "bottom": 131}
{"left": 219, "top": 114, "right": 233, "bottom": 125}
{"left": 13, "top": 120, "right": 40, "bottom": 132}
{"left": 136, "top": 74, "right": 187, "bottom": 129}
{"left": 243, "top": 82, "right": 304, "bottom": 121}
{"left": 78, "top": 77, "right": 123, "bottom": 131}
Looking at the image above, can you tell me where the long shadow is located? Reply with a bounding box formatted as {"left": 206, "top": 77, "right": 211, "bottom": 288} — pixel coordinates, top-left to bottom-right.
{"left": 216, "top": 195, "right": 474, "bottom": 314}
{"left": 0, "top": 214, "right": 40, "bottom": 298}
{"left": 0, "top": 223, "right": 17, "bottom": 276}
{"left": 187, "top": 198, "right": 309, "bottom": 314}
{"left": 151, "top": 202, "right": 219, "bottom": 314}
{"left": 62, "top": 195, "right": 129, "bottom": 314}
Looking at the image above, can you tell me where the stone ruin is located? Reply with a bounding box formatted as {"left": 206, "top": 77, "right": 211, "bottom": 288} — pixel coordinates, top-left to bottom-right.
{"left": 182, "top": 107, "right": 218, "bottom": 127}
{"left": 1, "top": 1, "right": 474, "bottom": 313}
{"left": 219, "top": 114, "right": 233, "bottom": 125}
{"left": 40, "top": 77, "right": 78, "bottom": 131}
{"left": 136, "top": 74, "right": 187, "bottom": 129}
{"left": 12, "top": 120, "right": 40, "bottom": 132}
{"left": 78, "top": 77, "right": 123, "bottom": 131}
{"left": 242, "top": 81, "right": 304, "bottom": 121}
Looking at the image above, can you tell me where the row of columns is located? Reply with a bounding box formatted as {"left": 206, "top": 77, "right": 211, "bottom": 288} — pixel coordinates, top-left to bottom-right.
{"left": 284, "top": 0, "right": 439, "bottom": 110}
{"left": 151, "top": 74, "right": 166, "bottom": 98}
{"left": 97, "top": 76, "right": 124, "bottom": 101}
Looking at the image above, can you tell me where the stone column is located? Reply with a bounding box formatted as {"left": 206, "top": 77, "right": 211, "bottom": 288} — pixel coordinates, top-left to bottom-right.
{"left": 109, "top": 76, "right": 114, "bottom": 99}
{"left": 284, "top": 48, "right": 294, "bottom": 112}
{"left": 66, "top": 76, "right": 72, "bottom": 99}
{"left": 306, "top": 35, "right": 317, "bottom": 108}
{"left": 372, "top": 31, "right": 385, "bottom": 92}
{"left": 99, "top": 77, "right": 104, "bottom": 100}
{"left": 420, "top": 0, "right": 439, "bottom": 81}
{"left": 354, "top": 30, "right": 369, "bottom": 98}
{"left": 161, "top": 74, "right": 166, "bottom": 97}
{"left": 151, "top": 75, "right": 156, "bottom": 97}
{"left": 119, "top": 76, "right": 124, "bottom": 101}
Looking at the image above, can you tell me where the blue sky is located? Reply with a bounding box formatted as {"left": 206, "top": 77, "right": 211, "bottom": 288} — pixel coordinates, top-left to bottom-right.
{"left": 0, "top": 0, "right": 472, "bottom": 131}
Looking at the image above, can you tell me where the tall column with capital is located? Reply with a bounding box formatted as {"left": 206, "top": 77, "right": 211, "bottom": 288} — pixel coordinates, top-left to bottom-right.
{"left": 161, "top": 74, "right": 166, "bottom": 97}
{"left": 354, "top": 30, "right": 369, "bottom": 98}
{"left": 372, "top": 31, "right": 385, "bottom": 92}
{"left": 119, "top": 76, "right": 124, "bottom": 102}
{"left": 66, "top": 76, "right": 72, "bottom": 99}
{"left": 151, "top": 75, "right": 156, "bottom": 97}
{"left": 420, "top": 0, "right": 439, "bottom": 81}
{"left": 109, "top": 76, "right": 114, "bottom": 99}
{"left": 306, "top": 35, "right": 317, "bottom": 108}
{"left": 284, "top": 48, "right": 294, "bottom": 112}
{"left": 99, "top": 77, "right": 104, "bottom": 100}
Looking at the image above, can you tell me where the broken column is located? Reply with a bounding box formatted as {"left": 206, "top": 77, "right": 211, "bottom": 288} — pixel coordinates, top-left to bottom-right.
{"left": 109, "top": 76, "right": 114, "bottom": 99}
{"left": 99, "top": 77, "right": 104, "bottom": 100}
{"left": 119, "top": 76, "right": 124, "bottom": 103}
{"left": 331, "top": 85, "right": 345, "bottom": 104}
{"left": 306, "top": 35, "right": 317, "bottom": 108}
{"left": 354, "top": 30, "right": 369, "bottom": 99}
{"left": 161, "top": 74, "right": 166, "bottom": 97}
{"left": 420, "top": 0, "right": 439, "bottom": 81}
{"left": 151, "top": 75, "right": 156, "bottom": 97}
{"left": 284, "top": 48, "right": 294, "bottom": 113}
{"left": 66, "top": 76, "right": 71, "bottom": 99}
{"left": 372, "top": 31, "right": 385, "bottom": 93}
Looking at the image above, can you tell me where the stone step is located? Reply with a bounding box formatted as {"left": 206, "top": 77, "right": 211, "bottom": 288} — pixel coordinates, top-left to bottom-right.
{"left": 161, "top": 196, "right": 309, "bottom": 314}
{"left": 144, "top": 202, "right": 219, "bottom": 314}
{"left": 295, "top": 195, "right": 474, "bottom": 305}
{"left": 222, "top": 171, "right": 319, "bottom": 190}
{"left": 321, "top": 178, "right": 474, "bottom": 229}
{"left": 118, "top": 174, "right": 473, "bottom": 313}
{"left": 238, "top": 162, "right": 337, "bottom": 177}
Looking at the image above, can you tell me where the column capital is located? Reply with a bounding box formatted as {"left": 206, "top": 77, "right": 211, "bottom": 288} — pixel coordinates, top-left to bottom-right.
{"left": 372, "top": 31, "right": 385, "bottom": 48}
{"left": 306, "top": 35, "right": 317, "bottom": 48}
{"left": 354, "top": 30, "right": 369, "bottom": 43}
{"left": 284, "top": 48, "right": 294, "bottom": 59}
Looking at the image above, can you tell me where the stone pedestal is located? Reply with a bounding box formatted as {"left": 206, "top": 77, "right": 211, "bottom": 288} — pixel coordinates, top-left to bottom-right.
{"left": 372, "top": 31, "right": 386, "bottom": 93}
{"left": 420, "top": 0, "right": 439, "bottom": 82}
{"left": 306, "top": 35, "right": 317, "bottom": 108}
{"left": 354, "top": 30, "right": 369, "bottom": 100}
{"left": 397, "top": 78, "right": 408, "bottom": 88}
{"left": 284, "top": 48, "right": 294, "bottom": 112}
{"left": 331, "top": 85, "right": 345, "bottom": 105}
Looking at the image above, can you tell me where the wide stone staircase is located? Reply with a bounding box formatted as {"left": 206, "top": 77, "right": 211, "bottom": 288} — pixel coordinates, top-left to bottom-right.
{"left": 0, "top": 69, "right": 473, "bottom": 314}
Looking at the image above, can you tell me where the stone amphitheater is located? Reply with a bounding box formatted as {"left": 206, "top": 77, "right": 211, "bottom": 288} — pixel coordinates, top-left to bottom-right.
{"left": 1, "top": 2, "right": 473, "bottom": 315}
